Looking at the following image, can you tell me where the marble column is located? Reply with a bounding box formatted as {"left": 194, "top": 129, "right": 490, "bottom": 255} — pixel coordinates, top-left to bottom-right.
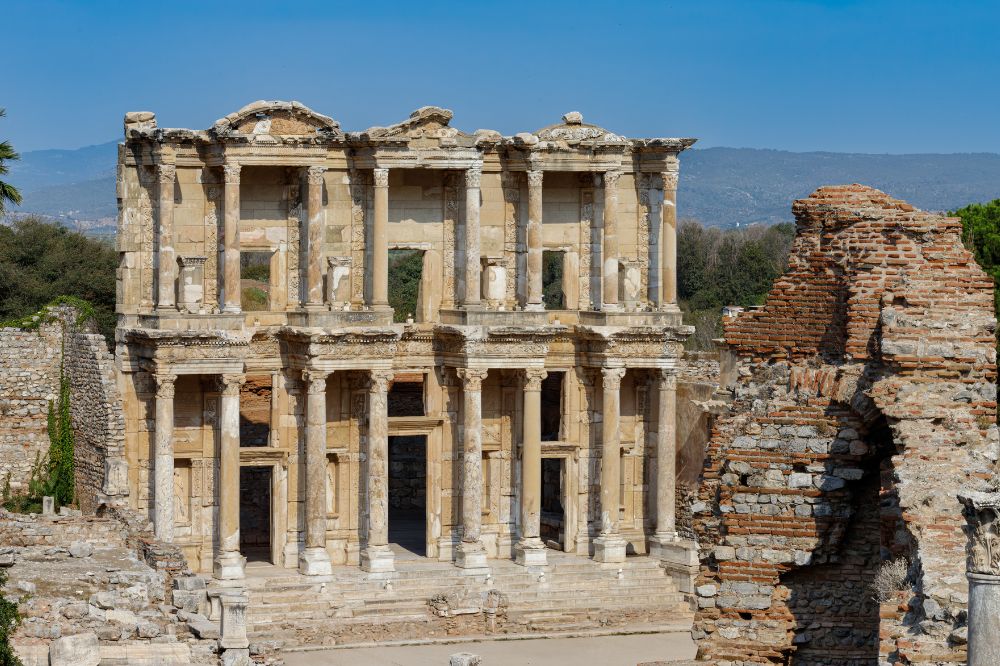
{"left": 594, "top": 366, "right": 626, "bottom": 563}
{"left": 602, "top": 171, "right": 621, "bottom": 311}
{"left": 156, "top": 164, "right": 177, "bottom": 311}
{"left": 651, "top": 370, "right": 678, "bottom": 553}
{"left": 959, "top": 491, "right": 1000, "bottom": 666}
{"left": 222, "top": 163, "right": 242, "bottom": 313}
{"left": 299, "top": 369, "right": 332, "bottom": 576}
{"left": 462, "top": 163, "right": 483, "bottom": 308}
{"left": 456, "top": 368, "right": 489, "bottom": 570}
{"left": 516, "top": 368, "right": 547, "bottom": 567}
{"left": 362, "top": 370, "right": 395, "bottom": 573}
{"left": 372, "top": 167, "right": 390, "bottom": 309}
{"left": 268, "top": 371, "right": 281, "bottom": 448}
{"left": 661, "top": 170, "right": 679, "bottom": 308}
{"left": 305, "top": 166, "right": 326, "bottom": 308}
{"left": 153, "top": 372, "right": 176, "bottom": 542}
{"left": 215, "top": 373, "right": 246, "bottom": 579}
{"left": 525, "top": 169, "right": 544, "bottom": 310}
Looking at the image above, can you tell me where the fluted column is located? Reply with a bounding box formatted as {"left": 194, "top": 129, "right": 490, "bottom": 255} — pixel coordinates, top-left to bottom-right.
{"left": 372, "top": 167, "right": 390, "bottom": 309}
{"left": 462, "top": 163, "right": 483, "bottom": 308}
{"left": 299, "top": 369, "right": 332, "bottom": 576}
{"left": 525, "top": 169, "right": 544, "bottom": 310}
{"left": 156, "top": 164, "right": 177, "bottom": 310}
{"left": 602, "top": 171, "right": 621, "bottom": 311}
{"left": 305, "top": 166, "right": 325, "bottom": 308}
{"left": 362, "top": 370, "right": 395, "bottom": 573}
{"left": 654, "top": 370, "right": 678, "bottom": 541}
{"left": 661, "top": 170, "right": 679, "bottom": 308}
{"left": 456, "top": 368, "right": 489, "bottom": 570}
{"left": 153, "top": 372, "right": 176, "bottom": 542}
{"left": 516, "top": 368, "right": 547, "bottom": 567}
{"left": 594, "top": 366, "right": 626, "bottom": 563}
{"left": 222, "top": 163, "right": 242, "bottom": 313}
{"left": 215, "top": 373, "right": 246, "bottom": 579}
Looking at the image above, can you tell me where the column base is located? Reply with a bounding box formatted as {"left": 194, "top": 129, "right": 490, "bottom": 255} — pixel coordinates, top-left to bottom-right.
{"left": 360, "top": 544, "right": 395, "bottom": 573}
{"left": 222, "top": 305, "right": 242, "bottom": 314}
{"left": 455, "top": 541, "right": 489, "bottom": 573}
{"left": 303, "top": 302, "right": 326, "bottom": 312}
{"left": 514, "top": 538, "right": 548, "bottom": 567}
{"left": 601, "top": 303, "right": 623, "bottom": 312}
{"left": 524, "top": 303, "right": 545, "bottom": 312}
{"left": 298, "top": 546, "right": 332, "bottom": 576}
{"left": 213, "top": 551, "right": 246, "bottom": 580}
{"left": 658, "top": 303, "right": 681, "bottom": 313}
{"left": 592, "top": 534, "right": 627, "bottom": 563}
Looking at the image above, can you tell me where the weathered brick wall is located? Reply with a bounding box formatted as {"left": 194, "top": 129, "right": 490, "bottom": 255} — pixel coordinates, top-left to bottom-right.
{"left": 692, "top": 186, "right": 997, "bottom": 665}
{"left": 0, "top": 321, "right": 63, "bottom": 493}
{"left": 64, "top": 330, "right": 127, "bottom": 513}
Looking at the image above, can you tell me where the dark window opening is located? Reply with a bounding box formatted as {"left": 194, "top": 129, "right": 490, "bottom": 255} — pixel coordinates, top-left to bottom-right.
{"left": 388, "top": 374, "right": 425, "bottom": 417}
{"left": 239, "top": 375, "right": 271, "bottom": 447}
{"left": 541, "top": 457, "right": 564, "bottom": 549}
{"left": 240, "top": 251, "right": 272, "bottom": 311}
{"left": 240, "top": 466, "right": 272, "bottom": 563}
{"left": 388, "top": 435, "right": 427, "bottom": 557}
{"left": 388, "top": 249, "right": 424, "bottom": 323}
{"left": 542, "top": 250, "right": 565, "bottom": 310}
{"left": 541, "top": 371, "right": 563, "bottom": 441}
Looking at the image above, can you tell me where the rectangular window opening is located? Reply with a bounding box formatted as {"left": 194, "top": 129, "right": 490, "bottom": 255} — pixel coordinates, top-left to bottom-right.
{"left": 240, "top": 251, "right": 272, "bottom": 311}
{"left": 388, "top": 372, "right": 425, "bottom": 417}
{"left": 239, "top": 375, "right": 272, "bottom": 447}
{"left": 388, "top": 248, "right": 424, "bottom": 323}
{"left": 542, "top": 250, "right": 565, "bottom": 310}
{"left": 541, "top": 371, "right": 563, "bottom": 441}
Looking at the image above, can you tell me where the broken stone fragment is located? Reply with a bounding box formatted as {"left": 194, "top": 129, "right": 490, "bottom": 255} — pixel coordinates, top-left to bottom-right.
{"left": 450, "top": 653, "right": 483, "bottom": 666}
{"left": 68, "top": 541, "right": 94, "bottom": 558}
{"left": 562, "top": 111, "right": 583, "bottom": 125}
{"left": 49, "top": 632, "right": 99, "bottom": 666}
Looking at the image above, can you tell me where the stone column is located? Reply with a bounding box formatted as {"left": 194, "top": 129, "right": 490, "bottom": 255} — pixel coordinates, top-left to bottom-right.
{"left": 215, "top": 373, "right": 245, "bottom": 580}
{"left": 219, "top": 592, "right": 250, "bottom": 663}
{"left": 651, "top": 370, "right": 678, "bottom": 548}
{"left": 594, "top": 366, "right": 626, "bottom": 563}
{"left": 462, "top": 163, "right": 482, "bottom": 308}
{"left": 153, "top": 372, "right": 176, "bottom": 542}
{"left": 516, "top": 368, "right": 547, "bottom": 567}
{"left": 156, "top": 164, "right": 177, "bottom": 311}
{"left": 305, "top": 166, "right": 325, "bottom": 308}
{"left": 959, "top": 491, "right": 1000, "bottom": 666}
{"left": 268, "top": 371, "right": 281, "bottom": 448}
{"left": 372, "top": 167, "right": 390, "bottom": 309}
{"left": 456, "top": 368, "right": 489, "bottom": 570}
{"left": 525, "top": 169, "right": 544, "bottom": 310}
{"left": 362, "top": 370, "right": 395, "bottom": 573}
{"left": 602, "top": 171, "right": 621, "bottom": 311}
{"left": 299, "top": 369, "right": 332, "bottom": 576}
{"left": 661, "top": 170, "right": 679, "bottom": 308}
{"left": 222, "top": 163, "right": 242, "bottom": 313}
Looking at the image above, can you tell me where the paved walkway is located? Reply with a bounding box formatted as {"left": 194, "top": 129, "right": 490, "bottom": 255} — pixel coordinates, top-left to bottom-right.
{"left": 283, "top": 632, "right": 695, "bottom": 666}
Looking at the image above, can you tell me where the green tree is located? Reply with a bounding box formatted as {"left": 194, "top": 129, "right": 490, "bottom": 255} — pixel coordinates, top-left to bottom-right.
{"left": 387, "top": 249, "right": 424, "bottom": 322}
{"left": 951, "top": 199, "right": 1000, "bottom": 313}
{"left": 0, "top": 569, "right": 22, "bottom": 666}
{"left": 0, "top": 109, "right": 21, "bottom": 216}
{"left": 0, "top": 217, "right": 117, "bottom": 343}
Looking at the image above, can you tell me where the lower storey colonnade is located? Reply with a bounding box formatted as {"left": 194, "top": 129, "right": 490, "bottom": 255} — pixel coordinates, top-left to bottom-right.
{"left": 141, "top": 364, "right": 680, "bottom": 580}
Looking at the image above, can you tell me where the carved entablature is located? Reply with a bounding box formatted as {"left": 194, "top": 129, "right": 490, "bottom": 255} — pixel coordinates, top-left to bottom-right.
{"left": 959, "top": 490, "right": 1000, "bottom": 576}
{"left": 433, "top": 325, "right": 564, "bottom": 369}
{"left": 123, "top": 329, "right": 249, "bottom": 375}
{"left": 396, "top": 329, "right": 436, "bottom": 364}
{"left": 575, "top": 325, "right": 686, "bottom": 367}
{"left": 211, "top": 100, "right": 344, "bottom": 142}
{"left": 278, "top": 326, "right": 401, "bottom": 371}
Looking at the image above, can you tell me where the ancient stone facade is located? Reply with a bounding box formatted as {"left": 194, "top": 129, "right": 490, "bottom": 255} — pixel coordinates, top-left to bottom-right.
{"left": 115, "top": 101, "right": 697, "bottom": 583}
{"left": 692, "top": 186, "right": 998, "bottom": 664}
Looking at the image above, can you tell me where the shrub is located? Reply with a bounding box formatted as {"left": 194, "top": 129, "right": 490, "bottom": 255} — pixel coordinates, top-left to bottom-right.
{"left": 870, "top": 558, "right": 909, "bottom": 603}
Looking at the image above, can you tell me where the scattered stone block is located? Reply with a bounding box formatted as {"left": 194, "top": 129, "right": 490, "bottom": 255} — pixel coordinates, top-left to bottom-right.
{"left": 42, "top": 496, "right": 54, "bottom": 516}
{"left": 450, "top": 653, "right": 483, "bottom": 666}
{"left": 49, "top": 632, "right": 99, "bottom": 666}
{"left": 68, "top": 541, "right": 93, "bottom": 558}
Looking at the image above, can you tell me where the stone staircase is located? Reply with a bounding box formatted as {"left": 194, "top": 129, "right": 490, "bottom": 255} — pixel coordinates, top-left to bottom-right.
{"left": 241, "top": 551, "right": 691, "bottom": 647}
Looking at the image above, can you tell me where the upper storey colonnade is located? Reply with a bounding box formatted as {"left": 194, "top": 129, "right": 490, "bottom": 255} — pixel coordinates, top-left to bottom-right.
{"left": 118, "top": 102, "right": 694, "bottom": 326}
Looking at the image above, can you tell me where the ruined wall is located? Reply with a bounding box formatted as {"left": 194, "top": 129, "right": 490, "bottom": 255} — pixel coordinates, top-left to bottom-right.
{"left": 693, "top": 185, "right": 998, "bottom": 665}
{"left": 0, "top": 320, "right": 62, "bottom": 493}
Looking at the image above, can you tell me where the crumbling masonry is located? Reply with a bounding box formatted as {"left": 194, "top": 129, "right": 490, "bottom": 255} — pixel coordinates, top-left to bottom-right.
{"left": 692, "top": 185, "right": 998, "bottom": 664}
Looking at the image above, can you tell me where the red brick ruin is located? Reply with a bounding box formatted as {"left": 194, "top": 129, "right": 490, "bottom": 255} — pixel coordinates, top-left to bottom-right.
{"left": 692, "top": 185, "right": 998, "bottom": 664}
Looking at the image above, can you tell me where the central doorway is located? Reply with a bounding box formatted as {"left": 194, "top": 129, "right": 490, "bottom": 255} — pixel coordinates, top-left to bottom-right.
{"left": 388, "top": 435, "right": 427, "bottom": 557}
{"left": 240, "top": 466, "right": 272, "bottom": 563}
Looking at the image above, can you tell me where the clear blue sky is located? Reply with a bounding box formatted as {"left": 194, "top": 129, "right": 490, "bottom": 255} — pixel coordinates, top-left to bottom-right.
{"left": 6, "top": 0, "right": 999, "bottom": 153}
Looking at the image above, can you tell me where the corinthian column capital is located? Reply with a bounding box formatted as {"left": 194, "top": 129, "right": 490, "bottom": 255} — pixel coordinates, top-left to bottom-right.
{"left": 302, "top": 369, "right": 329, "bottom": 395}
{"left": 373, "top": 167, "right": 389, "bottom": 188}
{"left": 604, "top": 170, "right": 621, "bottom": 189}
{"left": 218, "top": 373, "right": 246, "bottom": 397}
{"left": 223, "top": 163, "right": 241, "bottom": 185}
{"left": 465, "top": 163, "right": 482, "bottom": 189}
{"left": 369, "top": 370, "right": 394, "bottom": 394}
{"left": 154, "top": 372, "right": 176, "bottom": 399}
{"left": 523, "top": 368, "right": 548, "bottom": 392}
{"left": 456, "top": 368, "right": 489, "bottom": 392}
{"left": 601, "top": 367, "right": 626, "bottom": 391}
{"left": 661, "top": 170, "right": 679, "bottom": 191}
{"left": 527, "top": 169, "right": 544, "bottom": 188}
{"left": 306, "top": 165, "right": 325, "bottom": 186}
{"left": 157, "top": 164, "right": 176, "bottom": 184}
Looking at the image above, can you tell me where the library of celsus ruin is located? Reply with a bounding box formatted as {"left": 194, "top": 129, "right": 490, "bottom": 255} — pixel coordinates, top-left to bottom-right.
{"left": 114, "top": 101, "right": 696, "bottom": 582}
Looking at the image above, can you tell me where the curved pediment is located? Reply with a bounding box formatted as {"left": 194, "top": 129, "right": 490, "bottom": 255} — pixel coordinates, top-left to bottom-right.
{"left": 534, "top": 111, "right": 625, "bottom": 144}
{"left": 212, "top": 100, "right": 343, "bottom": 138}
{"left": 364, "top": 106, "right": 465, "bottom": 140}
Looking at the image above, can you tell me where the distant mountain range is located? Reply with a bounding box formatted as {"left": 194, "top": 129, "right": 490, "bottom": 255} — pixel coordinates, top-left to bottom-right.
{"left": 7, "top": 141, "right": 1000, "bottom": 233}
